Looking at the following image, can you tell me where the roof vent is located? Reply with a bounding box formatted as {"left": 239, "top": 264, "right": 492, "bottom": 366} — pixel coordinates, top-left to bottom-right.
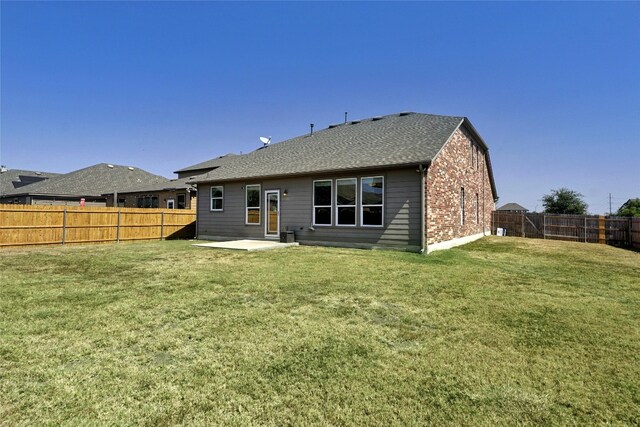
{"left": 35, "top": 172, "right": 42, "bottom": 175}
{"left": 350, "top": 120, "right": 360, "bottom": 125}
{"left": 107, "top": 164, "right": 114, "bottom": 168}
{"left": 128, "top": 167, "right": 134, "bottom": 171}
{"left": 0, "top": 165, "right": 7, "bottom": 173}
{"left": 399, "top": 111, "right": 412, "bottom": 116}
{"left": 328, "top": 124, "right": 340, "bottom": 129}
{"left": 372, "top": 116, "right": 383, "bottom": 121}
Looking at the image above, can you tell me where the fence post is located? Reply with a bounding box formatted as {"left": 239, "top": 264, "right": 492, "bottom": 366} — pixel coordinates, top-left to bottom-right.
{"left": 598, "top": 215, "right": 606, "bottom": 244}
{"left": 61, "top": 208, "right": 67, "bottom": 245}
{"left": 584, "top": 217, "right": 587, "bottom": 243}
{"left": 521, "top": 213, "right": 525, "bottom": 237}
{"left": 543, "top": 215, "right": 546, "bottom": 239}
{"left": 116, "top": 209, "right": 121, "bottom": 243}
{"left": 160, "top": 211, "right": 164, "bottom": 240}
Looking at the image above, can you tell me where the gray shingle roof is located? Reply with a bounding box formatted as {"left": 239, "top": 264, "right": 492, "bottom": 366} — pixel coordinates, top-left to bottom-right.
{"left": 110, "top": 176, "right": 198, "bottom": 194}
{"left": 5, "top": 163, "right": 168, "bottom": 197}
{"left": 194, "top": 113, "right": 466, "bottom": 183}
{"left": 0, "top": 169, "right": 60, "bottom": 196}
{"left": 497, "top": 203, "right": 528, "bottom": 212}
{"left": 174, "top": 153, "right": 239, "bottom": 174}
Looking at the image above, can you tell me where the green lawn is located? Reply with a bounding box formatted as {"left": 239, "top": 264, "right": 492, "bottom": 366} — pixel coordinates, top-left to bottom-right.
{"left": 1, "top": 237, "right": 638, "bottom": 426}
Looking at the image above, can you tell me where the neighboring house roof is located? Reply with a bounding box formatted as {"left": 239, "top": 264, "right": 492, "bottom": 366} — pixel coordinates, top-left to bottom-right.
{"left": 193, "top": 112, "right": 498, "bottom": 200}
{"left": 5, "top": 163, "right": 168, "bottom": 198}
{"left": 0, "top": 169, "right": 60, "bottom": 196}
{"left": 109, "top": 176, "right": 198, "bottom": 194}
{"left": 497, "top": 203, "right": 528, "bottom": 212}
{"left": 174, "top": 153, "right": 239, "bottom": 175}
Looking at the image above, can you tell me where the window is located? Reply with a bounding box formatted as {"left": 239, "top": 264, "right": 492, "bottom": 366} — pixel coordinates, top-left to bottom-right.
{"left": 177, "top": 194, "right": 186, "bottom": 209}
{"left": 210, "top": 186, "right": 223, "bottom": 211}
{"left": 137, "top": 196, "right": 158, "bottom": 208}
{"left": 470, "top": 140, "right": 474, "bottom": 166}
{"left": 475, "top": 145, "right": 479, "bottom": 170}
{"left": 460, "top": 187, "right": 465, "bottom": 225}
{"left": 117, "top": 198, "right": 126, "bottom": 207}
{"left": 361, "top": 176, "right": 383, "bottom": 226}
{"left": 313, "top": 180, "right": 332, "bottom": 225}
{"left": 336, "top": 178, "right": 356, "bottom": 226}
{"left": 476, "top": 193, "right": 480, "bottom": 223}
{"left": 246, "top": 184, "right": 261, "bottom": 225}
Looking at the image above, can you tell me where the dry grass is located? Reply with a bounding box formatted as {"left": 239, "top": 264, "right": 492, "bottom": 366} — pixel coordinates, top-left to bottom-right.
{"left": 1, "top": 237, "right": 638, "bottom": 425}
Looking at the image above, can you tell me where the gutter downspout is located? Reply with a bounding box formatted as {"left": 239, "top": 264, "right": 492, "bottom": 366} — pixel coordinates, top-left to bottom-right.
{"left": 419, "top": 163, "right": 429, "bottom": 254}
{"left": 194, "top": 185, "right": 199, "bottom": 239}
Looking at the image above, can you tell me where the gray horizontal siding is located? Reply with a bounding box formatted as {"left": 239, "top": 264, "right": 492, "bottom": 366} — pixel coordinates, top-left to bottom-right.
{"left": 197, "top": 167, "right": 421, "bottom": 249}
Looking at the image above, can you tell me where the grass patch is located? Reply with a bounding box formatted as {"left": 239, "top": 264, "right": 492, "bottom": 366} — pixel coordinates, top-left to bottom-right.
{"left": 1, "top": 237, "right": 638, "bottom": 425}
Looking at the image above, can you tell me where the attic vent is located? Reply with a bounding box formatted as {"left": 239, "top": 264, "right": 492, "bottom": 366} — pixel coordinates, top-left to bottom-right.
{"left": 350, "top": 120, "right": 360, "bottom": 125}
{"left": 128, "top": 167, "right": 134, "bottom": 171}
{"left": 399, "top": 112, "right": 412, "bottom": 116}
{"left": 372, "top": 116, "right": 383, "bottom": 121}
{"left": 107, "top": 164, "right": 114, "bottom": 168}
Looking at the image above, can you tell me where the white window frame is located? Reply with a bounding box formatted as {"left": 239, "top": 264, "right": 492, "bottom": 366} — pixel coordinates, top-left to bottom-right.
{"left": 245, "top": 184, "right": 261, "bottom": 225}
{"left": 210, "top": 185, "right": 223, "bottom": 211}
{"left": 474, "top": 145, "right": 479, "bottom": 170}
{"left": 313, "top": 179, "right": 333, "bottom": 226}
{"left": 360, "top": 176, "right": 384, "bottom": 227}
{"left": 460, "top": 187, "right": 465, "bottom": 225}
{"left": 335, "top": 178, "right": 357, "bottom": 226}
{"left": 167, "top": 199, "right": 175, "bottom": 209}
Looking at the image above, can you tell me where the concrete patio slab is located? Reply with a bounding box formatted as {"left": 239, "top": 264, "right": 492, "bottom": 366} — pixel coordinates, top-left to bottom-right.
{"left": 192, "top": 239, "right": 299, "bottom": 251}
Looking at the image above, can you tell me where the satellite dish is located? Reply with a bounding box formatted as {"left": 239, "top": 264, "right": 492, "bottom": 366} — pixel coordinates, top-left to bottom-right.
{"left": 259, "top": 136, "right": 271, "bottom": 146}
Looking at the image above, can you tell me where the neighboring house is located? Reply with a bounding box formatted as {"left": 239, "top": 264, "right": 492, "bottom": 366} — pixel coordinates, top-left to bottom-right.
{"left": 1, "top": 163, "right": 168, "bottom": 207}
{"left": 173, "top": 153, "right": 239, "bottom": 179}
{"left": 100, "top": 154, "right": 242, "bottom": 209}
{"left": 496, "top": 203, "right": 529, "bottom": 213}
{"left": 0, "top": 167, "right": 60, "bottom": 204}
{"left": 103, "top": 176, "right": 198, "bottom": 209}
{"left": 193, "top": 112, "right": 498, "bottom": 253}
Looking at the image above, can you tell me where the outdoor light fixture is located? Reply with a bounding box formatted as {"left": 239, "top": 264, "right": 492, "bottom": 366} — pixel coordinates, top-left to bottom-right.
{"left": 283, "top": 189, "right": 288, "bottom": 197}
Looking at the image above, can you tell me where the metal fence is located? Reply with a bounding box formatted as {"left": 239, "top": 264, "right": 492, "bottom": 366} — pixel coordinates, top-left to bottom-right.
{"left": 492, "top": 211, "right": 639, "bottom": 248}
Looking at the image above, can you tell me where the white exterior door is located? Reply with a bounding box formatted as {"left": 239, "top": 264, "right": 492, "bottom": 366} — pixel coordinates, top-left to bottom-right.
{"left": 265, "top": 190, "right": 280, "bottom": 238}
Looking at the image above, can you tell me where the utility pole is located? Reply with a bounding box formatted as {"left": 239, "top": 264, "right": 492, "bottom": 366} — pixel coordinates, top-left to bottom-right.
{"left": 609, "top": 193, "right": 612, "bottom": 216}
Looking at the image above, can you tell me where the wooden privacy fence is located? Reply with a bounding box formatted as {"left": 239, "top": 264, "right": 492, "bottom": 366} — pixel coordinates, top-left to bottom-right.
{"left": 492, "top": 211, "right": 640, "bottom": 248}
{"left": 0, "top": 205, "right": 196, "bottom": 247}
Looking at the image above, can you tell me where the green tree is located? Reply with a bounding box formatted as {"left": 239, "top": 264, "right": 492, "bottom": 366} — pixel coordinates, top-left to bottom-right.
{"left": 542, "top": 188, "right": 588, "bottom": 214}
{"left": 616, "top": 198, "right": 640, "bottom": 217}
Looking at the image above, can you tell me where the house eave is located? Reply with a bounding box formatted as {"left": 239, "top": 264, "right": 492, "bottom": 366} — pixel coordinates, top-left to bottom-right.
{"left": 192, "top": 161, "right": 432, "bottom": 185}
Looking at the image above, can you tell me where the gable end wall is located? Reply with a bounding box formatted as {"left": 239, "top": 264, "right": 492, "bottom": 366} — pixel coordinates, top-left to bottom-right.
{"left": 425, "top": 126, "right": 495, "bottom": 246}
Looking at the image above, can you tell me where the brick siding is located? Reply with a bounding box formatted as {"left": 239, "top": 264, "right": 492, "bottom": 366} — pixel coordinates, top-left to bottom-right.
{"left": 425, "top": 126, "right": 495, "bottom": 245}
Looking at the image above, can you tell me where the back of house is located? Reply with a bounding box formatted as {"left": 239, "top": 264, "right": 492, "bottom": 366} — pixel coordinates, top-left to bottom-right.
{"left": 191, "top": 112, "right": 498, "bottom": 253}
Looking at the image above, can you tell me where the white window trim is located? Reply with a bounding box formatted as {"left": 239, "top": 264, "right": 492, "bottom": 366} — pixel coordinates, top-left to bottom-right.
{"left": 264, "top": 190, "right": 280, "bottom": 237}
{"left": 360, "top": 176, "right": 384, "bottom": 227}
{"left": 461, "top": 187, "right": 465, "bottom": 225}
{"left": 245, "top": 184, "right": 261, "bottom": 225}
{"left": 210, "top": 185, "right": 223, "bottom": 211}
{"left": 335, "top": 178, "right": 357, "bottom": 227}
{"left": 313, "top": 179, "right": 332, "bottom": 226}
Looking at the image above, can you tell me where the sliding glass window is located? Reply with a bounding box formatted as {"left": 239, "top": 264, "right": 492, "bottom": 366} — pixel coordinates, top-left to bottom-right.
{"left": 246, "top": 184, "right": 261, "bottom": 224}
{"left": 361, "top": 176, "right": 383, "bottom": 226}
{"left": 336, "top": 178, "right": 356, "bottom": 226}
{"left": 313, "top": 180, "right": 332, "bottom": 225}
